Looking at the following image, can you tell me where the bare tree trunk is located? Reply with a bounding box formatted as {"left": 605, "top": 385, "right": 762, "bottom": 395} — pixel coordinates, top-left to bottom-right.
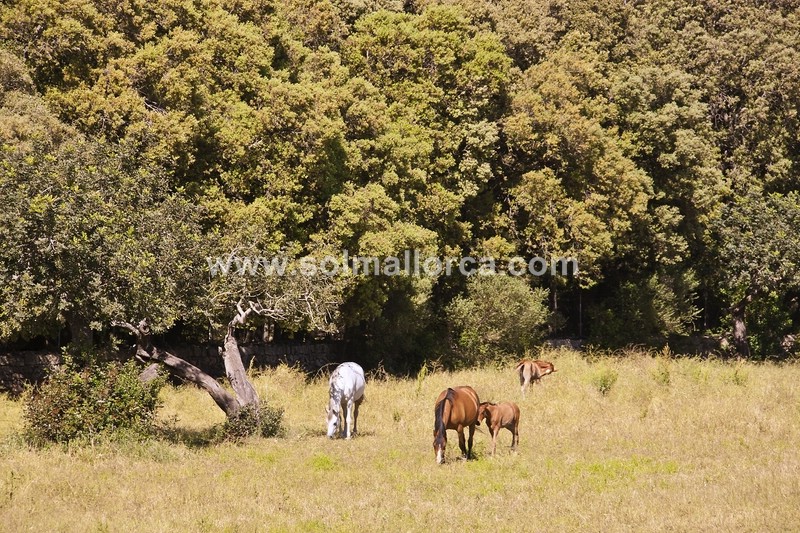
{"left": 223, "top": 324, "right": 259, "bottom": 409}
{"left": 138, "top": 363, "right": 161, "bottom": 383}
{"left": 148, "top": 344, "right": 242, "bottom": 415}
{"left": 730, "top": 293, "right": 753, "bottom": 358}
{"left": 115, "top": 320, "right": 241, "bottom": 416}
{"left": 114, "top": 283, "right": 338, "bottom": 420}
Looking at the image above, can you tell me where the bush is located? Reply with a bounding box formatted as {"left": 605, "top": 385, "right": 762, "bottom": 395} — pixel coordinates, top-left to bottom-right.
{"left": 652, "top": 360, "right": 671, "bottom": 386}
{"left": 446, "top": 274, "right": 550, "bottom": 367}
{"left": 220, "top": 403, "right": 286, "bottom": 442}
{"left": 23, "top": 359, "right": 165, "bottom": 445}
{"left": 590, "top": 367, "right": 619, "bottom": 396}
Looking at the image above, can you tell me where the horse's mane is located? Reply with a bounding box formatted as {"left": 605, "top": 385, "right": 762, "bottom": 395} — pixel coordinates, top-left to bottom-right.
{"left": 328, "top": 369, "right": 342, "bottom": 413}
{"left": 434, "top": 388, "right": 455, "bottom": 443}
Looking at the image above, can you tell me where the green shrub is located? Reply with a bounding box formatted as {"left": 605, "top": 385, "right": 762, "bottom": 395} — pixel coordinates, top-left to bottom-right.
{"left": 651, "top": 358, "right": 672, "bottom": 386}
{"left": 23, "top": 359, "right": 165, "bottom": 445}
{"left": 724, "top": 364, "right": 749, "bottom": 387}
{"left": 258, "top": 403, "right": 287, "bottom": 438}
{"left": 590, "top": 367, "right": 619, "bottom": 396}
{"left": 446, "top": 275, "right": 550, "bottom": 368}
{"left": 220, "top": 403, "right": 286, "bottom": 442}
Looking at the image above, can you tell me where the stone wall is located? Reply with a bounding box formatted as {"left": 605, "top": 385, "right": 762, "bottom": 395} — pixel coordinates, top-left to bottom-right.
{"left": 0, "top": 342, "right": 341, "bottom": 395}
{"left": 169, "top": 342, "right": 341, "bottom": 377}
{"left": 0, "top": 351, "right": 62, "bottom": 395}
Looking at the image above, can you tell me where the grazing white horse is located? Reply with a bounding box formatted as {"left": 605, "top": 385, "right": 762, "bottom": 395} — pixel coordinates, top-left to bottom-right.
{"left": 326, "top": 362, "right": 366, "bottom": 439}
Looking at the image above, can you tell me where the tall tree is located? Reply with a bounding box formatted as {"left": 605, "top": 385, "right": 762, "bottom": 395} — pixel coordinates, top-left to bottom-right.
{"left": 713, "top": 191, "right": 800, "bottom": 357}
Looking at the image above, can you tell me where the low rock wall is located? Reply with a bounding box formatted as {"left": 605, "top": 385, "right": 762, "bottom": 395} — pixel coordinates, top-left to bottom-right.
{"left": 0, "top": 343, "right": 341, "bottom": 395}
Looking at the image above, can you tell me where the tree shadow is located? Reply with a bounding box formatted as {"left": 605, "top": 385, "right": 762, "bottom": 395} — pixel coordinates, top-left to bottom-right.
{"left": 154, "top": 419, "right": 218, "bottom": 448}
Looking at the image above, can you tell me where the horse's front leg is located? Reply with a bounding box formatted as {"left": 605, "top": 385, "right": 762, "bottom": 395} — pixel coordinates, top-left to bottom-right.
{"left": 467, "top": 424, "right": 475, "bottom": 459}
{"left": 457, "top": 425, "right": 467, "bottom": 458}
{"left": 344, "top": 398, "right": 355, "bottom": 439}
{"left": 339, "top": 399, "right": 347, "bottom": 438}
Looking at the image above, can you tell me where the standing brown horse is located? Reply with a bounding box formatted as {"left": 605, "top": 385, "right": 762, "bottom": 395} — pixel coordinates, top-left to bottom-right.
{"left": 433, "top": 386, "right": 480, "bottom": 464}
{"left": 516, "top": 359, "right": 557, "bottom": 398}
{"left": 477, "top": 401, "right": 520, "bottom": 456}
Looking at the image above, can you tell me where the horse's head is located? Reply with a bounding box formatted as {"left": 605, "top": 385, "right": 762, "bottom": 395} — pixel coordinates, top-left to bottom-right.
{"left": 433, "top": 430, "right": 446, "bottom": 464}
{"left": 325, "top": 403, "right": 339, "bottom": 438}
{"left": 476, "top": 402, "right": 493, "bottom": 426}
{"left": 538, "top": 361, "right": 556, "bottom": 376}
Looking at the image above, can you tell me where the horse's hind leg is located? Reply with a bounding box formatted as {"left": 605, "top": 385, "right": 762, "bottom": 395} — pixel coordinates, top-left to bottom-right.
{"left": 344, "top": 399, "right": 354, "bottom": 439}
{"left": 352, "top": 396, "right": 363, "bottom": 436}
{"left": 457, "top": 426, "right": 467, "bottom": 459}
{"left": 520, "top": 368, "right": 532, "bottom": 398}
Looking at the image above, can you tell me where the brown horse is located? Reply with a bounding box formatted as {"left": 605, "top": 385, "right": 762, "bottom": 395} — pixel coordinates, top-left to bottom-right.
{"left": 433, "top": 386, "right": 480, "bottom": 464}
{"left": 477, "top": 401, "right": 520, "bottom": 456}
{"left": 516, "top": 359, "right": 557, "bottom": 398}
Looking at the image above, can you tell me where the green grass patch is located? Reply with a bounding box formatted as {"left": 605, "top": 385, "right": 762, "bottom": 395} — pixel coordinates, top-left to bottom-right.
{"left": 573, "top": 456, "right": 680, "bottom": 492}
{"left": 308, "top": 453, "right": 337, "bottom": 472}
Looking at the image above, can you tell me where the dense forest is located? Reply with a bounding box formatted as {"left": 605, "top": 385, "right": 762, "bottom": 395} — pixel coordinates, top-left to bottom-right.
{"left": 1, "top": 0, "right": 799, "bottom": 369}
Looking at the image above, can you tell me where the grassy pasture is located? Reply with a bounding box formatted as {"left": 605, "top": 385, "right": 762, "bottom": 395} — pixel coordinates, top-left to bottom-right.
{"left": 1, "top": 350, "right": 799, "bottom": 532}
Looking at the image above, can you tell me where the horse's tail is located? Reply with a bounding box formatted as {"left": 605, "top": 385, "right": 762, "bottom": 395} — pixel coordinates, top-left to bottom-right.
{"left": 434, "top": 388, "right": 455, "bottom": 435}
{"left": 514, "top": 360, "right": 527, "bottom": 372}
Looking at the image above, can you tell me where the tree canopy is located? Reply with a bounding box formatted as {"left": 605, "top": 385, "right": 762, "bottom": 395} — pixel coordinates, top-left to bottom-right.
{"left": 1, "top": 0, "right": 799, "bottom": 362}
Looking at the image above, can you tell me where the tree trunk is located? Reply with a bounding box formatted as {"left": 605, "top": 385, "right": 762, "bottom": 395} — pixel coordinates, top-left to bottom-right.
{"left": 146, "top": 344, "right": 241, "bottom": 415}
{"left": 67, "top": 310, "right": 94, "bottom": 349}
{"left": 223, "top": 325, "right": 259, "bottom": 409}
{"left": 115, "top": 320, "right": 241, "bottom": 417}
{"left": 730, "top": 293, "right": 753, "bottom": 358}
{"left": 138, "top": 363, "right": 161, "bottom": 383}
{"left": 116, "top": 310, "right": 264, "bottom": 416}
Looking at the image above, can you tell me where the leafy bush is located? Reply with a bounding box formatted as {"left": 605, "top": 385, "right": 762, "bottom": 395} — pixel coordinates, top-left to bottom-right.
{"left": 220, "top": 403, "right": 286, "bottom": 442}
{"left": 23, "top": 359, "right": 165, "bottom": 445}
{"left": 446, "top": 274, "right": 550, "bottom": 367}
{"left": 257, "top": 403, "right": 287, "bottom": 438}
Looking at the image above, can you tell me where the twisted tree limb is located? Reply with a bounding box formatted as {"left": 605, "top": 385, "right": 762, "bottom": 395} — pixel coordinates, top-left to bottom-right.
{"left": 113, "top": 320, "right": 241, "bottom": 416}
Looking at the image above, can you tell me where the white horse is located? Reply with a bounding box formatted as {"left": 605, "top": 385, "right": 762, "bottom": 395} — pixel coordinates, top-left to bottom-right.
{"left": 326, "top": 362, "right": 366, "bottom": 439}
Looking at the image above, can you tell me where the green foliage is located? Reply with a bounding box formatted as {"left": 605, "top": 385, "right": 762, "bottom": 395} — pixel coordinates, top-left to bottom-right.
{"left": 446, "top": 275, "right": 550, "bottom": 367}
{"left": 590, "top": 366, "right": 618, "bottom": 396}
{"left": 256, "top": 403, "right": 287, "bottom": 438}
{"left": 220, "top": 403, "right": 286, "bottom": 442}
{"left": 589, "top": 271, "right": 699, "bottom": 348}
{"left": 0, "top": 0, "right": 799, "bottom": 359}
{"left": 724, "top": 363, "right": 748, "bottom": 387}
{"left": 715, "top": 191, "right": 800, "bottom": 299}
{"left": 23, "top": 359, "right": 165, "bottom": 445}
{"left": 0, "top": 132, "right": 204, "bottom": 343}
{"left": 502, "top": 36, "right": 654, "bottom": 286}
{"left": 651, "top": 358, "right": 671, "bottom": 387}
{"left": 713, "top": 190, "right": 800, "bottom": 356}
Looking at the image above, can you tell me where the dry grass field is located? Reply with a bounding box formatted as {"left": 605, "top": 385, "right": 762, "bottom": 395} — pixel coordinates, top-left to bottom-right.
{"left": 1, "top": 349, "right": 799, "bottom": 532}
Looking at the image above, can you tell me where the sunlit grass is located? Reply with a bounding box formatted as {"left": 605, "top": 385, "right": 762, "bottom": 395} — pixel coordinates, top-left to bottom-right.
{"left": 1, "top": 350, "right": 799, "bottom": 531}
